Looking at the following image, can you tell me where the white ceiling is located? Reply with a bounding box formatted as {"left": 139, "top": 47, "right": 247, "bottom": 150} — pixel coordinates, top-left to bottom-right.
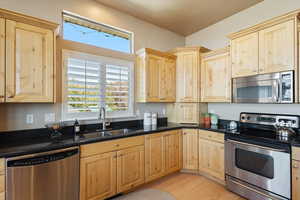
{"left": 95, "top": 0, "right": 263, "bottom": 36}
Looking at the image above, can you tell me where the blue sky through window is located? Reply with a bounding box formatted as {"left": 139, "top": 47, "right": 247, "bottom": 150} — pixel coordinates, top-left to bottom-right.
{"left": 63, "top": 21, "right": 131, "bottom": 53}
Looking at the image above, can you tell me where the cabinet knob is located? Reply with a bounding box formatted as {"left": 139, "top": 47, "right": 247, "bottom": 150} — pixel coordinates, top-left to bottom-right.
{"left": 293, "top": 164, "right": 299, "bottom": 168}
{"left": 115, "top": 144, "right": 120, "bottom": 147}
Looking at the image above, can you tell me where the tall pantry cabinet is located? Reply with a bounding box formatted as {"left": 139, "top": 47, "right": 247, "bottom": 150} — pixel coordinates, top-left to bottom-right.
{"left": 167, "top": 47, "right": 209, "bottom": 124}
{"left": 0, "top": 8, "right": 58, "bottom": 103}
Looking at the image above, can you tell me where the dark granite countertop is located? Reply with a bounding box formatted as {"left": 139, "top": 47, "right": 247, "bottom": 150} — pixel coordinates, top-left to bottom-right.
{"left": 0, "top": 121, "right": 230, "bottom": 158}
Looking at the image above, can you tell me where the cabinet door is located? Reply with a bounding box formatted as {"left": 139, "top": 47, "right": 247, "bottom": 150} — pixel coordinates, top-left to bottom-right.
{"left": 259, "top": 20, "right": 295, "bottom": 74}
{"left": 159, "top": 58, "right": 176, "bottom": 102}
{"left": 146, "top": 54, "right": 161, "bottom": 102}
{"left": 292, "top": 160, "right": 300, "bottom": 200}
{"left": 176, "top": 103, "right": 199, "bottom": 124}
{"left": 80, "top": 152, "right": 117, "bottom": 200}
{"left": 6, "top": 20, "right": 54, "bottom": 102}
{"left": 164, "top": 131, "right": 182, "bottom": 174}
{"left": 199, "top": 138, "right": 224, "bottom": 181}
{"left": 0, "top": 159, "right": 4, "bottom": 200}
{"left": 117, "top": 145, "right": 145, "bottom": 193}
{"left": 145, "top": 133, "right": 165, "bottom": 182}
{"left": 231, "top": 32, "right": 259, "bottom": 78}
{"left": 176, "top": 51, "right": 199, "bottom": 102}
{"left": 182, "top": 129, "right": 199, "bottom": 170}
{"left": 0, "top": 18, "right": 4, "bottom": 102}
{"left": 201, "top": 51, "right": 231, "bottom": 102}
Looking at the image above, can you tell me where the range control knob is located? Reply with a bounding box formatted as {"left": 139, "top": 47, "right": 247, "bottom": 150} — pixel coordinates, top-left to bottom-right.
{"left": 247, "top": 116, "right": 251, "bottom": 120}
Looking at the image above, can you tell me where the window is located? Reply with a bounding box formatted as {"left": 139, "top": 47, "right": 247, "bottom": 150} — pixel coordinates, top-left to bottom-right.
{"left": 62, "top": 50, "right": 134, "bottom": 120}
{"left": 62, "top": 12, "right": 133, "bottom": 53}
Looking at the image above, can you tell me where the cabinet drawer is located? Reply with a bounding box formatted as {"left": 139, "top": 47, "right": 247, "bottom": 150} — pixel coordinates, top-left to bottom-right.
{"left": 81, "top": 136, "right": 145, "bottom": 158}
{"left": 292, "top": 147, "right": 300, "bottom": 161}
{"left": 198, "top": 130, "right": 224, "bottom": 143}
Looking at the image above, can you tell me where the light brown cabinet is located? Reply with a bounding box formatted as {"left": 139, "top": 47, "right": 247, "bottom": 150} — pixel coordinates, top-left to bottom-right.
{"left": 145, "top": 133, "right": 165, "bottom": 182}
{"left": 231, "top": 32, "right": 259, "bottom": 78}
{"left": 80, "top": 136, "right": 145, "bottom": 200}
{"left": 182, "top": 129, "right": 199, "bottom": 171}
{"left": 292, "top": 160, "right": 300, "bottom": 200}
{"left": 0, "top": 159, "right": 5, "bottom": 200}
{"left": 201, "top": 47, "right": 231, "bottom": 102}
{"left": 145, "top": 130, "right": 182, "bottom": 183}
{"left": 5, "top": 20, "right": 55, "bottom": 102}
{"left": 164, "top": 130, "right": 182, "bottom": 174}
{"left": 229, "top": 13, "right": 298, "bottom": 78}
{"left": 80, "top": 151, "right": 117, "bottom": 200}
{"left": 117, "top": 145, "right": 145, "bottom": 193}
{"left": 136, "top": 48, "right": 176, "bottom": 102}
{"left": 259, "top": 20, "right": 295, "bottom": 74}
{"left": 171, "top": 47, "right": 209, "bottom": 102}
{"left": 176, "top": 103, "right": 200, "bottom": 124}
{"left": 198, "top": 130, "right": 225, "bottom": 182}
{"left": 0, "top": 9, "right": 58, "bottom": 103}
{"left": 0, "top": 18, "right": 4, "bottom": 103}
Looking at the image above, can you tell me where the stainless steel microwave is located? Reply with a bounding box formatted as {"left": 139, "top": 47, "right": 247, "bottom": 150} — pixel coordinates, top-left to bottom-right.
{"left": 232, "top": 71, "right": 294, "bottom": 103}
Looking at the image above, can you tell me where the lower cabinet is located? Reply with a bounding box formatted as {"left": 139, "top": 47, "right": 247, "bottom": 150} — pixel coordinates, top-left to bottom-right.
{"left": 80, "top": 152, "right": 117, "bottom": 200}
{"left": 199, "top": 138, "right": 224, "bottom": 181}
{"left": 182, "top": 129, "right": 199, "bottom": 171}
{"left": 145, "top": 130, "right": 182, "bottom": 183}
{"left": 0, "top": 159, "right": 4, "bottom": 200}
{"left": 80, "top": 137, "right": 145, "bottom": 200}
{"left": 117, "top": 146, "right": 145, "bottom": 193}
{"left": 292, "top": 160, "right": 300, "bottom": 200}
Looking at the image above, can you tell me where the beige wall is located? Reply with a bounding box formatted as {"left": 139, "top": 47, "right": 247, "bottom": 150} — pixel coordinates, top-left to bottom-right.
{"left": 185, "top": 0, "right": 300, "bottom": 120}
{"left": 0, "top": 0, "right": 185, "bottom": 131}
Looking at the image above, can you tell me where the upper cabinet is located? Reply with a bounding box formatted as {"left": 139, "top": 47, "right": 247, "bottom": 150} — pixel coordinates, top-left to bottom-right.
{"left": 201, "top": 47, "right": 231, "bottom": 102}
{"left": 259, "top": 20, "right": 295, "bottom": 74}
{"left": 229, "top": 11, "right": 298, "bottom": 78}
{"left": 0, "top": 18, "right": 4, "bottom": 103}
{"left": 0, "top": 8, "right": 58, "bottom": 103}
{"left": 136, "top": 48, "right": 176, "bottom": 103}
{"left": 170, "top": 47, "right": 210, "bottom": 102}
{"left": 231, "top": 32, "right": 259, "bottom": 78}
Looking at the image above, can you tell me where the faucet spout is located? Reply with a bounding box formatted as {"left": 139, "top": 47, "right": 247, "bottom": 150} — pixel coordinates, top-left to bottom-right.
{"left": 99, "top": 107, "right": 107, "bottom": 130}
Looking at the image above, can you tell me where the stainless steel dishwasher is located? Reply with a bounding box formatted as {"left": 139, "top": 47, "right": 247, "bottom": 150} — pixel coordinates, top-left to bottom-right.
{"left": 6, "top": 147, "right": 79, "bottom": 200}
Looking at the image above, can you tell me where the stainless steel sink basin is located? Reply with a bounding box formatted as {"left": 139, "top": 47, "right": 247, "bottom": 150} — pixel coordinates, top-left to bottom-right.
{"left": 81, "top": 128, "right": 132, "bottom": 139}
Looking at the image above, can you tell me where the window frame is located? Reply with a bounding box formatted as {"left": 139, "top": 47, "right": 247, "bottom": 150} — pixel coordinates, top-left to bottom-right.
{"left": 62, "top": 11, "right": 134, "bottom": 54}
{"left": 61, "top": 50, "right": 135, "bottom": 121}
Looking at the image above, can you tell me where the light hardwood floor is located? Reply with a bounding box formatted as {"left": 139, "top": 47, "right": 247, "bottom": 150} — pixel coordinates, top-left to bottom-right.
{"left": 139, "top": 173, "right": 245, "bottom": 200}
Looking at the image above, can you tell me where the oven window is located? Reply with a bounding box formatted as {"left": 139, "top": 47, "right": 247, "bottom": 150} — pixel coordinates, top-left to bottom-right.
{"left": 237, "top": 86, "right": 272, "bottom": 99}
{"left": 235, "top": 148, "right": 274, "bottom": 179}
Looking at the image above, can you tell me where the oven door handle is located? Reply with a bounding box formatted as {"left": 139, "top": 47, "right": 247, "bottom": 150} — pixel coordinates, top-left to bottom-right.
{"left": 226, "top": 139, "right": 287, "bottom": 153}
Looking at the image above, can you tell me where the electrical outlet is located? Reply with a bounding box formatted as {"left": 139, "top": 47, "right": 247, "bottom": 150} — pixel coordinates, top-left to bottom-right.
{"left": 45, "top": 113, "right": 55, "bottom": 123}
{"left": 26, "top": 114, "right": 34, "bottom": 124}
{"left": 162, "top": 109, "right": 166, "bottom": 115}
{"left": 136, "top": 109, "right": 140, "bottom": 117}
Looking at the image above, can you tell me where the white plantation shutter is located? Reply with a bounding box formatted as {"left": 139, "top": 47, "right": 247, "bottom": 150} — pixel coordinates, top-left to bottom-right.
{"left": 63, "top": 51, "right": 134, "bottom": 120}
{"left": 105, "top": 65, "right": 129, "bottom": 112}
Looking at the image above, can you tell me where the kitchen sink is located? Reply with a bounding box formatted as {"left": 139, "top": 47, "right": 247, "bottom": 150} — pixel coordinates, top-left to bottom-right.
{"left": 81, "top": 128, "right": 134, "bottom": 139}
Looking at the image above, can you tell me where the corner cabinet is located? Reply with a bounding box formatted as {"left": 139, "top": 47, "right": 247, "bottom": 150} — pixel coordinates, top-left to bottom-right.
{"left": 136, "top": 48, "right": 176, "bottom": 102}
{"left": 292, "top": 147, "right": 300, "bottom": 200}
{"left": 182, "top": 129, "right": 199, "bottom": 171}
{"left": 0, "top": 9, "right": 58, "bottom": 103}
{"left": 201, "top": 47, "right": 231, "bottom": 102}
{"left": 229, "top": 12, "right": 298, "bottom": 78}
{"left": 145, "top": 130, "right": 182, "bottom": 183}
{"left": 170, "top": 47, "right": 210, "bottom": 102}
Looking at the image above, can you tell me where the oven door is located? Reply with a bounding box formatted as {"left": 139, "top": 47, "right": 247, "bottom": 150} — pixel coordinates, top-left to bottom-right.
{"left": 225, "top": 139, "right": 290, "bottom": 199}
{"left": 233, "top": 78, "right": 279, "bottom": 103}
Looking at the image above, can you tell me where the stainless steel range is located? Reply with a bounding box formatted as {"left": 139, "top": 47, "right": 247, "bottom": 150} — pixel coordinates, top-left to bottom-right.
{"left": 225, "top": 113, "right": 299, "bottom": 200}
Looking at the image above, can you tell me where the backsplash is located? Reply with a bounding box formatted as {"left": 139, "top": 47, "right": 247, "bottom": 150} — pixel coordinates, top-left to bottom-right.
{"left": 0, "top": 103, "right": 167, "bottom": 131}
{"left": 208, "top": 103, "right": 300, "bottom": 120}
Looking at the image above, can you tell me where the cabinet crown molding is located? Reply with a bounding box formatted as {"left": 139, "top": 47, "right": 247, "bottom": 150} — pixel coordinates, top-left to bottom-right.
{"left": 169, "top": 46, "right": 210, "bottom": 54}
{"left": 0, "top": 8, "right": 58, "bottom": 31}
{"left": 227, "top": 9, "right": 300, "bottom": 39}
{"left": 136, "top": 48, "right": 176, "bottom": 59}
{"left": 201, "top": 46, "right": 229, "bottom": 59}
